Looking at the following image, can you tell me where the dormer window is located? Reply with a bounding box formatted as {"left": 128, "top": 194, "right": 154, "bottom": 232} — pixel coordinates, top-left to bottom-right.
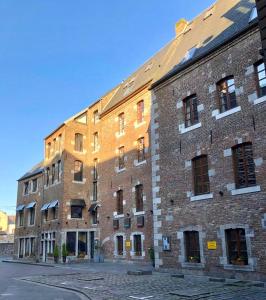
{"left": 249, "top": 7, "right": 258, "bottom": 23}
{"left": 181, "top": 47, "right": 197, "bottom": 64}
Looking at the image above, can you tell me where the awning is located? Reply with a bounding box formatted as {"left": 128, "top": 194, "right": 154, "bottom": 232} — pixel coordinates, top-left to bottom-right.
{"left": 41, "top": 203, "right": 50, "bottom": 211}
{"left": 88, "top": 203, "right": 99, "bottom": 212}
{"left": 16, "top": 204, "right": 25, "bottom": 211}
{"left": 25, "top": 201, "right": 36, "bottom": 209}
{"left": 49, "top": 200, "right": 58, "bottom": 208}
{"left": 70, "top": 199, "right": 86, "bottom": 207}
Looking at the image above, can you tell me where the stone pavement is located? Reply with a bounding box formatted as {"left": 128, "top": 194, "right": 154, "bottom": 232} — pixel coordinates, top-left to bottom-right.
{"left": 18, "top": 263, "right": 266, "bottom": 300}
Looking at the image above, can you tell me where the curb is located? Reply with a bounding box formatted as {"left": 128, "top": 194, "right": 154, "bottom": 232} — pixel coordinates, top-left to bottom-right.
{"left": 2, "top": 260, "right": 55, "bottom": 267}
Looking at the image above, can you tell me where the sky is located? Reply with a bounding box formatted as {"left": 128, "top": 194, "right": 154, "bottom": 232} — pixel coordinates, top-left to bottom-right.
{"left": 0, "top": 0, "right": 215, "bottom": 215}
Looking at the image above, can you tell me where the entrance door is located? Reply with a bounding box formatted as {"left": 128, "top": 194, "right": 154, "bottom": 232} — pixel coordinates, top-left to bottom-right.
{"left": 90, "top": 232, "right": 95, "bottom": 259}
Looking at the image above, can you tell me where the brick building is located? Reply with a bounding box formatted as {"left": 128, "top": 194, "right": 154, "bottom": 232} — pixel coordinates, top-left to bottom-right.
{"left": 151, "top": 0, "right": 266, "bottom": 280}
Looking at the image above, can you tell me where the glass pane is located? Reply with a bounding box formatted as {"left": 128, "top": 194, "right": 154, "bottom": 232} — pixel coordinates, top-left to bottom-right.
{"left": 66, "top": 232, "right": 76, "bottom": 256}
{"left": 78, "top": 232, "right": 87, "bottom": 257}
{"left": 257, "top": 62, "right": 265, "bottom": 72}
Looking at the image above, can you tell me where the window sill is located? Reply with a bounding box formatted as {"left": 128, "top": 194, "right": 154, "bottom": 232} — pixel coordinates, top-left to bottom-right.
{"left": 223, "top": 264, "right": 254, "bottom": 272}
{"left": 190, "top": 193, "right": 213, "bottom": 201}
{"left": 180, "top": 122, "right": 202, "bottom": 134}
{"left": 117, "top": 168, "right": 126, "bottom": 173}
{"left": 114, "top": 214, "right": 124, "bottom": 219}
{"left": 134, "top": 211, "right": 145, "bottom": 216}
{"left": 215, "top": 106, "right": 241, "bottom": 120}
{"left": 115, "top": 132, "right": 125, "bottom": 138}
{"left": 130, "top": 255, "right": 145, "bottom": 259}
{"left": 72, "top": 180, "right": 86, "bottom": 184}
{"left": 253, "top": 95, "right": 266, "bottom": 105}
{"left": 134, "top": 121, "right": 146, "bottom": 129}
{"left": 73, "top": 150, "right": 86, "bottom": 155}
{"left": 231, "top": 185, "right": 261, "bottom": 195}
{"left": 134, "top": 160, "right": 147, "bottom": 167}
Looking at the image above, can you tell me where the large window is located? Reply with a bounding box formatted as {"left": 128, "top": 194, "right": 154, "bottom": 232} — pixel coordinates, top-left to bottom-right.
{"left": 192, "top": 155, "right": 210, "bottom": 195}
{"left": 78, "top": 232, "right": 87, "bottom": 257}
{"left": 137, "top": 137, "right": 145, "bottom": 162}
{"left": 183, "top": 94, "right": 199, "bottom": 127}
{"left": 226, "top": 228, "right": 248, "bottom": 265}
{"left": 232, "top": 143, "right": 256, "bottom": 189}
{"left": 118, "top": 146, "right": 125, "bottom": 170}
{"left": 133, "top": 234, "right": 142, "bottom": 256}
{"left": 24, "top": 182, "right": 29, "bottom": 195}
{"left": 32, "top": 178, "right": 37, "bottom": 192}
{"left": 71, "top": 206, "right": 83, "bottom": 219}
{"left": 255, "top": 60, "right": 266, "bottom": 98}
{"left": 184, "top": 231, "right": 201, "bottom": 263}
{"left": 93, "top": 132, "right": 99, "bottom": 151}
{"left": 117, "top": 236, "right": 124, "bottom": 256}
{"left": 118, "top": 113, "right": 125, "bottom": 134}
{"left": 19, "top": 211, "right": 24, "bottom": 227}
{"left": 117, "top": 190, "right": 123, "bottom": 215}
{"left": 137, "top": 100, "right": 144, "bottom": 123}
{"left": 135, "top": 184, "right": 144, "bottom": 212}
{"left": 75, "top": 133, "right": 83, "bottom": 152}
{"left": 93, "top": 159, "right": 98, "bottom": 202}
{"left": 66, "top": 232, "right": 76, "bottom": 256}
{"left": 29, "top": 207, "right": 35, "bottom": 225}
{"left": 217, "top": 76, "right": 237, "bottom": 113}
{"left": 74, "top": 160, "right": 83, "bottom": 182}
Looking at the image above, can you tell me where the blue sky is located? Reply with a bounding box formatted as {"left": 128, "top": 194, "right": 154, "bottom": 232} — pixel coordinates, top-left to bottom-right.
{"left": 0, "top": 0, "right": 214, "bottom": 214}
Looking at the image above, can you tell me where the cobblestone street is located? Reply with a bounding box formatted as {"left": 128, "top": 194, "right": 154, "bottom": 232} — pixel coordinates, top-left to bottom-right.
{"left": 20, "top": 267, "right": 266, "bottom": 300}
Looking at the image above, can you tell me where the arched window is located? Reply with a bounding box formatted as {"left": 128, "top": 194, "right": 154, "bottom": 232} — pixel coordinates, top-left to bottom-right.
{"left": 74, "top": 160, "right": 83, "bottom": 182}
{"left": 75, "top": 133, "right": 83, "bottom": 152}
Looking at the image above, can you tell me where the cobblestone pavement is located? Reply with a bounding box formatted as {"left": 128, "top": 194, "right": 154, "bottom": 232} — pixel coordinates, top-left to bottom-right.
{"left": 20, "top": 271, "right": 266, "bottom": 300}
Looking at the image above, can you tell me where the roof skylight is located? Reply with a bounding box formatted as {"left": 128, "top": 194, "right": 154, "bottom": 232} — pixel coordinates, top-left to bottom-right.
{"left": 180, "top": 46, "right": 197, "bottom": 64}
{"left": 249, "top": 7, "right": 258, "bottom": 22}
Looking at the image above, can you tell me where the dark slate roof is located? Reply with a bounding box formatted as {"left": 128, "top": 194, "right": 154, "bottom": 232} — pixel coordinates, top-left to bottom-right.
{"left": 101, "top": 0, "right": 257, "bottom": 114}
{"left": 18, "top": 161, "right": 44, "bottom": 181}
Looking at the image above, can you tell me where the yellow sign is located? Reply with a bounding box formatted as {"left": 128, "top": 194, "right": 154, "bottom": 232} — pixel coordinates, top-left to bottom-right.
{"left": 207, "top": 241, "right": 217, "bottom": 250}
{"left": 125, "top": 240, "right": 131, "bottom": 248}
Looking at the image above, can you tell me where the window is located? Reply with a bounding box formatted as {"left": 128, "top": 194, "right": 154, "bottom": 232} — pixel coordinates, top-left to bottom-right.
{"left": 58, "top": 134, "right": 62, "bottom": 152}
{"left": 255, "top": 61, "right": 266, "bottom": 98}
{"left": 117, "top": 236, "right": 124, "bottom": 256}
{"left": 71, "top": 206, "right": 83, "bottom": 219}
{"left": 217, "top": 76, "right": 237, "bottom": 113}
{"left": 57, "top": 160, "right": 61, "bottom": 182}
{"left": 74, "top": 160, "right": 83, "bottom": 182}
{"left": 133, "top": 234, "right": 142, "bottom": 256}
{"left": 249, "top": 6, "right": 258, "bottom": 22}
{"left": 93, "top": 159, "right": 98, "bottom": 202}
{"left": 47, "top": 142, "right": 51, "bottom": 159}
{"left": 53, "top": 138, "right": 56, "bottom": 153}
{"left": 226, "top": 228, "right": 248, "bottom": 265}
{"left": 93, "top": 132, "right": 99, "bottom": 151}
{"left": 75, "top": 133, "right": 83, "bottom": 152}
{"left": 192, "top": 155, "right": 210, "bottom": 195}
{"left": 46, "top": 168, "right": 50, "bottom": 186}
{"left": 78, "top": 232, "right": 87, "bottom": 257}
{"left": 184, "top": 231, "right": 201, "bottom": 263}
{"left": 118, "top": 113, "right": 125, "bottom": 134}
{"left": 137, "top": 137, "right": 145, "bottom": 162}
{"left": 232, "top": 143, "right": 256, "bottom": 189}
{"left": 29, "top": 207, "right": 35, "bottom": 225}
{"left": 92, "top": 207, "right": 98, "bottom": 224}
{"left": 137, "top": 100, "right": 144, "bottom": 123}
{"left": 24, "top": 181, "right": 29, "bottom": 195}
{"left": 117, "top": 190, "right": 123, "bottom": 215}
{"left": 19, "top": 211, "right": 24, "bottom": 226}
{"left": 118, "top": 146, "right": 125, "bottom": 170}
{"left": 66, "top": 232, "right": 76, "bottom": 256}
{"left": 135, "top": 184, "right": 144, "bottom": 212}
{"left": 183, "top": 95, "right": 199, "bottom": 127}
{"left": 32, "top": 179, "right": 37, "bottom": 192}
{"left": 51, "top": 164, "right": 55, "bottom": 184}
{"left": 43, "top": 209, "right": 48, "bottom": 222}
{"left": 93, "top": 110, "right": 99, "bottom": 124}
{"left": 25, "top": 238, "right": 30, "bottom": 256}
{"left": 181, "top": 46, "right": 197, "bottom": 63}
{"left": 51, "top": 207, "right": 58, "bottom": 220}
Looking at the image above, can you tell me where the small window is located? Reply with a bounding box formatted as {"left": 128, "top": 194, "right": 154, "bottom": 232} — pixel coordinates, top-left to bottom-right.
{"left": 24, "top": 182, "right": 29, "bottom": 195}
{"left": 75, "top": 133, "right": 83, "bottom": 152}
{"left": 51, "top": 164, "right": 56, "bottom": 184}
{"left": 249, "top": 6, "right": 258, "bottom": 22}
{"left": 93, "top": 132, "right": 99, "bottom": 151}
{"left": 53, "top": 138, "right": 56, "bottom": 153}
{"left": 74, "top": 160, "right": 83, "bottom": 182}
{"left": 232, "top": 143, "right": 256, "bottom": 189}
{"left": 226, "top": 228, "right": 248, "bottom": 265}
{"left": 135, "top": 184, "right": 144, "bottom": 212}
{"left": 71, "top": 206, "right": 83, "bottom": 219}
{"left": 255, "top": 60, "right": 266, "bottom": 98}
{"left": 57, "top": 160, "right": 61, "bottom": 182}
{"left": 118, "top": 113, "right": 125, "bottom": 134}
{"left": 137, "top": 100, "right": 144, "bottom": 123}
{"left": 117, "top": 190, "right": 123, "bottom": 215}
{"left": 19, "top": 211, "right": 24, "bottom": 226}
{"left": 29, "top": 207, "right": 35, "bottom": 225}
{"left": 43, "top": 209, "right": 48, "bottom": 222}
{"left": 137, "top": 137, "right": 145, "bottom": 162}
{"left": 184, "top": 231, "right": 201, "bottom": 263}
{"left": 46, "top": 168, "right": 50, "bottom": 186}
{"left": 217, "top": 76, "right": 237, "bottom": 113}
{"left": 91, "top": 207, "right": 98, "bottom": 224}
{"left": 51, "top": 207, "right": 58, "bottom": 220}
{"left": 117, "top": 236, "right": 124, "bottom": 256}
{"left": 118, "top": 146, "right": 125, "bottom": 170}
{"left": 133, "top": 234, "right": 142, "bottom": 256}
{"left": 93, "top": 110, "right": 99, "bottom": 124}
{"left": 192, "top": 155, "right": 210, "bottom": 195}
{"left": 32, "top": 179, "right": 38, "bottom": 192}
{"left": 183, "top": 94, "right": 199, "bottom": 127}
{"left": 47, "top": 142, "right": 51, "bottom": 159}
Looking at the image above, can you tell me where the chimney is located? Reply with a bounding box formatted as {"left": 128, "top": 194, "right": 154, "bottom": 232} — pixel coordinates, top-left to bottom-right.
{"left": 175, "top": 18, "right": 189, "bottom": 36}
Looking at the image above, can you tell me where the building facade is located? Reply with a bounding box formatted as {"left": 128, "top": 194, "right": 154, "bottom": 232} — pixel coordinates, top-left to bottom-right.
{"left": 151, "top": 0, "right": 266, "bottom": 281}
